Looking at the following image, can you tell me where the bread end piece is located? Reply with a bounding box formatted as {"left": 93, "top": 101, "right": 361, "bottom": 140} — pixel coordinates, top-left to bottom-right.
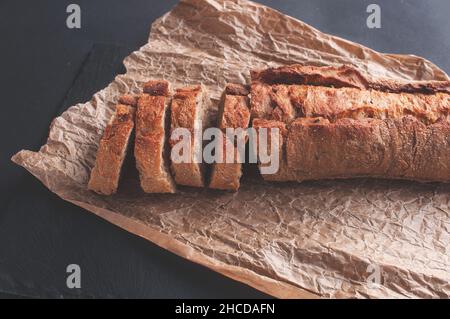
{"left": 88, "top": 104, "right": 135, "bottom": 195}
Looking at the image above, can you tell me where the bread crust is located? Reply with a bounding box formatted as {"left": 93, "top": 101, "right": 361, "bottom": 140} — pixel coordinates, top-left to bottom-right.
{"left": 209, "top": 84, "right": 250, "bottom": 190}
{"left": 251, "top": 64, "right": 450, "bottom": 94}
{"left": 252, "top": 119, "right": 290, "bottom": 181}
{"left": 225, "top": 83, "right": 250, "bottom": 96}
{"left": 135, "top": 80, "right": 176, "bottom": 193}
{"left": 208, "top": 131, "right": 243, "bottom": 190}
{"left": 170, "top": 85, "right": 206, "bottom": 187}
{"left": 251, "top": 84, "right": 449, "bottom": 124}
{"left": 88, "top": 104, "right": 135, "bottom": 195}
{"left": 143, "top": 80, "right": 170, "bottom": 96}
{"left": 118, "top": 94, "right": 138, "bottom": 107}
{"left": 285, "top": 116, "right": 450, "bottom": 182}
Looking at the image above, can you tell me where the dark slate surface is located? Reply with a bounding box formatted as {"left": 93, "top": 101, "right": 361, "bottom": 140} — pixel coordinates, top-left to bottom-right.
{"left": 0, "top": 0, "right": 449, "bottom": 298}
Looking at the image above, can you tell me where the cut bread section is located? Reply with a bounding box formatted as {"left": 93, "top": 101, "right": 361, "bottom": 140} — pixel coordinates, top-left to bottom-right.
{"left": 169, "top": 85, "right": 208, "bottom": 187}
{"left": 209, "top": 84, "right": 250, "bottom": 191}
{"left": 88, "top": 99, "right": 135, "bottom": 195}
{"left": 135, "top": 80, "right": 176, "bottom": 193}
{"left": 283, "top": 116, "right": 450, "bottom": 182}
{"left": 250, "top": 64, "right": 450, "bottom": 183}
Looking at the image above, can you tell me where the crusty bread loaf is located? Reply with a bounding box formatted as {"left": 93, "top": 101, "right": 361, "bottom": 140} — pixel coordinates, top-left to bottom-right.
{"left": 209, "top": 84, "right": 250, "bottom": 191}
{"left": 135, "top": 80, "right": 176, "bottom": 193}
{"left": 88, "top": 99, "right": 135, "bottom": 195}
{"left": 169, "top": 85, "right": 208, "bottom": 187}
{"left": 283, "top": 116, "right": 450, "bottom": 182}
{"left": 251, "top": 64, "right": 450, "bottom": 182}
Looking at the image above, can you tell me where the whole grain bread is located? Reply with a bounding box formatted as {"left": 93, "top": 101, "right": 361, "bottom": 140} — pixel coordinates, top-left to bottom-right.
{"left": 169, "top": 85, "right": 208, "bottom": 187}
{"left": 209, "top": 84, "right": 250, "bottom": 191}
{"left": 135, "top": 80, "right": 176, "bottom": 193}
{"left": 88, "top": 98, "right": 135, "bottom": 195}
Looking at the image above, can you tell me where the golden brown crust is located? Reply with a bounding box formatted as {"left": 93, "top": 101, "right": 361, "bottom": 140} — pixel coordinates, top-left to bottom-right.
{"left": 251, "top": 84, "right": 450, "bottom": 124}
{"left": 135, "top": 91, "right": 176, "bottom": 193}
{"left": 175, "top": 85, "right": 201, "bottom": 95}
{"left": 88, "top": 104, "right": 135, "bottom": 195}
{"left": 143, "top": 80, "right": 170, "bottom": 96}
{"left": 219, "top": 95, "right": 250, "bottom": 130}
{"left": 170, "top": 85, "right": 206, "bottom": 187}
{"left": 118, "top": 94, "right": 138, "bottom": 107}
{"left": 210, "top": 85, "right": 250, "bottom": 191}
{"left": 208, "top": 132, "right": 243, "bottom": 191}
{"left": 250, "top": 83, "right": 272, "bottom": 119}
{"left": 252, "top": 119, "right": 289, "bottom": 181}
{"left": 225, "top": 83, "right": 250, "bottom": 96}
{"left": 297, "top": 86, "right": 449, "bottom": 124}
{"left": 252, "top": 64, "right": 450, "bottom": 94}
{"left": 284, "top": 116, "right": 450, "bottom": 182}
{"left": 170, "top": 87, "right": 200, "bottom": 129}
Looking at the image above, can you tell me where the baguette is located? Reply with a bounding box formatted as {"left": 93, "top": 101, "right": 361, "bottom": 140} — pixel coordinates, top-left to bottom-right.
{"left": 88, "top": 98, "right": 135, "bottom": 195}
{"left": 251, "top": 64, "right": 450, "bottom": 182}
{"left": 169, "top": 85, "right": 208, "bottom": 187}
{"left": 209, "top": 84, "right": 250, "bottom": 191}
{"left": 284, "top": 116, "right": 450, "bottom": 182}
{"left": 134, "top": 80, "right": 176, "bottom": 193}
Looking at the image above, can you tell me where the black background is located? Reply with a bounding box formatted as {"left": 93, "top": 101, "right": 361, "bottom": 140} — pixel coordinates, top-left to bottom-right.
{"left": 0, "top": 0, "right": 449, "bottom": 298}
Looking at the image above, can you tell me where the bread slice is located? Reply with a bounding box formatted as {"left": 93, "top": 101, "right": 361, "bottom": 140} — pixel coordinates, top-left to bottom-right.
{"left": 169, "top": 85, "right": 208, "bottom": 187}
{"left": 209, "top": 84, "right": 250, "bottom": 191}
{"left": 88, "top": 98, "right": 135, "bottom": 195}
{"left": 134, "top": 80, "right": 176, "bottom": 193}
{"left": 252, "top": 118, "right": 289, "bottom": 181}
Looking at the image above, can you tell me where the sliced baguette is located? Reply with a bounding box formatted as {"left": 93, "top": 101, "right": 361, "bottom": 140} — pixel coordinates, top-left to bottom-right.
{"left": 209, "top": 84, "right": 250, "bottom": 191}
{"left": 169, "top": 85, "right": 208, "bottom": 187}
{"left": 135, "top": 80, "right": 176, "bottom": 193}
{"left": 88, "top": 98, "right": 135, "bottom": 195}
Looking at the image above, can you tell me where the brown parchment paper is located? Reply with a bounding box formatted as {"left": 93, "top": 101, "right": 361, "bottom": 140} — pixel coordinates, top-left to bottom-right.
{"left": 12, "top": 0, "right": 450, "bottom": 298}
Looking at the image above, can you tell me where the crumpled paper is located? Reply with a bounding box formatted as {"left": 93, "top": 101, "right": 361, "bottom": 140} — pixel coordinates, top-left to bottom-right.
{"left": 12, "top": 0, "right": 450, "bottom": 298}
